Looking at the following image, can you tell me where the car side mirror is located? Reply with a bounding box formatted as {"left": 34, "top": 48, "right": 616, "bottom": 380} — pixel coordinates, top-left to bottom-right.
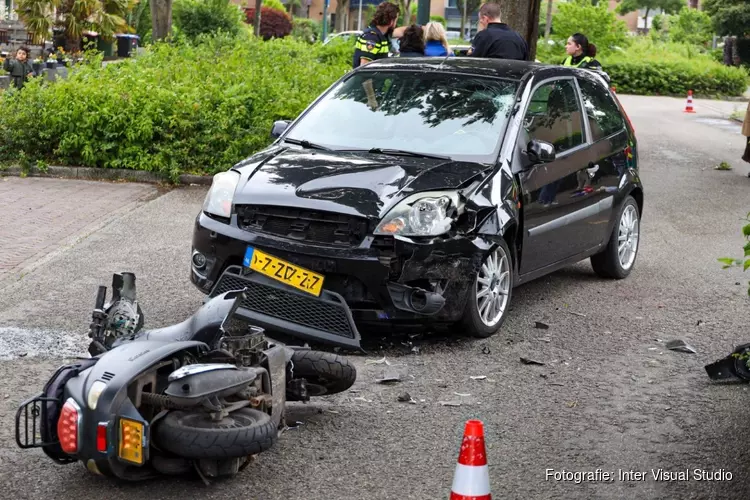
{"left": 526, "top": 139, "right": 556, "bottom": 165}
{"left": 271, "top": 120, "right": 290, "bottom": 139}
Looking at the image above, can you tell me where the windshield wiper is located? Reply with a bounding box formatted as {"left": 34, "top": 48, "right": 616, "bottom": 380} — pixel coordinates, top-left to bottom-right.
{"left": 344, "top": 148, "right": 451, "bottom": 161}
{"left": 283, "top": 138, "right": 333, "bottom": 151}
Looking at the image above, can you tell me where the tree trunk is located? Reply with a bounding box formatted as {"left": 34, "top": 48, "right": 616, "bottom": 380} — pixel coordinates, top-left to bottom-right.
{"left": 498, "top": 0, "right": 542, "bottom": 61}
{"left": 335, "top": 0, "right": 348, "bottom": 32}
{"left": 643, "top": 7, "right": 649, "bottom": 33}
{"left": 688, "top": 0, "right": 698, "bottom": 8}
{"left": 150, "top": 0, "right": 173, "bottom": 41}
{"left": 544, "top": 0, "right": 552, "bottom": 38}
{"left": 253, "top": 0, "right": 261, "bottom": 36}
{"left": 460, "top": 0, "right": 466, "bottom": 39}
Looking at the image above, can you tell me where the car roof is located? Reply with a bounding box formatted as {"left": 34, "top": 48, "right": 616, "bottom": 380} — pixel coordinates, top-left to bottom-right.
{"left": 357, "top": 57, "right": 593, "bottom": 83}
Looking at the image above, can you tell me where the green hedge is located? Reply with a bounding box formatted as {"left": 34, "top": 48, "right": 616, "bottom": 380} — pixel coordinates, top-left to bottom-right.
{"left": 604, "top": 59, "right": 748, "bottom": 97}
{"left": 0, "top": 33, "right": 350, "bottom": 180}
{"left": 538, "top": 38, "right": 749, "bottom": 97}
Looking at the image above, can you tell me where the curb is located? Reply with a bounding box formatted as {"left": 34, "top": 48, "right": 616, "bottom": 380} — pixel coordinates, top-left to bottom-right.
{"left": 0, "top": 164, "right": 214, "bottom": 186}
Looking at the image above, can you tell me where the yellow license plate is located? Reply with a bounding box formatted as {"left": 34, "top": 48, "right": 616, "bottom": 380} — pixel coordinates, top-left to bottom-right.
{"left": 243, "top": 246, "right": 325, "bottom": 297}
{"left": 118, "top": 418, "right": 144, "bottom": 465}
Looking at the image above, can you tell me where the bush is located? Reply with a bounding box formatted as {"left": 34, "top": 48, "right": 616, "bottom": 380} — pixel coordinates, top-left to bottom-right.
{"left": 244, "top": 6, "right": 293, "bottom": 40}
{"left": 262, "top": 0, "right": 286, "bottom": 11}
{"left": 603, "top": 40, "right": 748, "bottom": 96}
{"left": 550, "top": 0, "right": 630, "bottom": 57}
{"left": 429, "top": 15, "right": 447, "bottom": 27}
{"left": 173, "top": 0, "right": 245, "bottom": 41}
{"left": 0, "top": 33, "right": 351, "bottom": 181}
{"left": 291, "top": 17, "right": 321, "bottom": 43}
{"left": 669, "top": 8, "right": 714, "bottom": 47}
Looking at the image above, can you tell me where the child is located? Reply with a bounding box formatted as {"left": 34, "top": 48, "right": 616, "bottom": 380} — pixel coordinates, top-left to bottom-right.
{"left": 2, "top": 46, "right": 36, "bottom": 89}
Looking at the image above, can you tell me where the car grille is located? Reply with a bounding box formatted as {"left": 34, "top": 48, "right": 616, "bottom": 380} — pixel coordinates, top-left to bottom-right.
{"left": 210, "top": 267, "right": 356, "bottom": 339}
{"left": 236, "top": 205, "right": 369, "bottom": 247}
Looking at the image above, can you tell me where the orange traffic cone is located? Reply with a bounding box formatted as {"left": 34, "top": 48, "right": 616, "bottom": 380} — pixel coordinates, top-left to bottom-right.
{"left": 450, "top": 420, "right": 491, "bottom": 500}
{"left": 684, "top": 90, "right": 696, "bottom": 113}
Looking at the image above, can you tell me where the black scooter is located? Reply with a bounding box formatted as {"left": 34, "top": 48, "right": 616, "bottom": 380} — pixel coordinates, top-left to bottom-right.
{"left": 15, "top": 272, "right": 356, "bottom": 482}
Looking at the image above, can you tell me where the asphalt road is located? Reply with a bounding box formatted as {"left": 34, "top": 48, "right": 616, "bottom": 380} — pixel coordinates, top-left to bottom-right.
{"left": 0, "top": 94, "right": 749, "bottom": 500}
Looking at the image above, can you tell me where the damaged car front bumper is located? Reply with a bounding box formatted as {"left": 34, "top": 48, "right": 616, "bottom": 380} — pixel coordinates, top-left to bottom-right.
{"left": 190, "top": 212, "right": 490, "bottom": 348}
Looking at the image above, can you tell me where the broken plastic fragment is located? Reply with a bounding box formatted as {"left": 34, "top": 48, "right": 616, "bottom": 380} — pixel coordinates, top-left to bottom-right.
{"left": 534, "top": 321, "right": 549, "bottom": 330}
{"left": 353, "top": 396, "right": 373, "bottom": 403}
{"left": 439, "top": 401, "right": 461, "bottom": 407}
{"left": 366, "top": 356, "right": 391, "bottom": 365}
{"left": 665, "top": 339, "right": 697, "bottom": 354}
{"left": 454, "top": 392, "right": 471, "bottom": 397}
{"left": 470, "top": 375, "right": 487, "bottom": 381}
{"left": 520, "top": 357, "right": 545, "bottom": 366}
{"left": 376, "top": 371, "right": 402, "bottom": 384}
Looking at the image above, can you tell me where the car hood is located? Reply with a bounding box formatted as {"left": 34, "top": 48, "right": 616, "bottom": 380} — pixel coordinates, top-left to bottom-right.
{"left": 233, "top": 148, "right": 491, "bottom": 219}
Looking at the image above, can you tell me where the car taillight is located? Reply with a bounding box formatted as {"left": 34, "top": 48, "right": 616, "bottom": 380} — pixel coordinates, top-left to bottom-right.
{"left": 57, "top": 398, "right": 81, "bottom": 454}
{"left": 97, "top": 423, "right": 108, "bottom": 453}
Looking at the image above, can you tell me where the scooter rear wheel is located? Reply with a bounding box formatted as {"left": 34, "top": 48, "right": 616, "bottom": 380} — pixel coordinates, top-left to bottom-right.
{"left": 154, "top": 408, "right": 277, "bottom": 459}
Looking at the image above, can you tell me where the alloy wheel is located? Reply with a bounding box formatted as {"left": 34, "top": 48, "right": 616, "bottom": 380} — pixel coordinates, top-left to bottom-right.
{"left": 618, "top": 204, "right": 639, "bottom": 270}
{"left": 476, "top": 246, "right": 511, "bottom": 327}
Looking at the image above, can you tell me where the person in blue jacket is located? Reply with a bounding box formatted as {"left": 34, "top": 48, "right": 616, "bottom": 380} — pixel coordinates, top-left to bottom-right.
{"left": 423, "top": 22, "right": 455, "bottom": 57}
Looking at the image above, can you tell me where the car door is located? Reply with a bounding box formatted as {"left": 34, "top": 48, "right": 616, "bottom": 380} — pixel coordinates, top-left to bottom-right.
{"left": 575, "top": 74, "right": 631, "bottom": 249}
{"left": 514, "top": 76, "right": 601, "bottom": 275}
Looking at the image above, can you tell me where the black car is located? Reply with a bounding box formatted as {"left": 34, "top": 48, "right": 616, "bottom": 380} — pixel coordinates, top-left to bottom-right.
{"left": 190, "top": 58, "right": 643, "bottom": 351}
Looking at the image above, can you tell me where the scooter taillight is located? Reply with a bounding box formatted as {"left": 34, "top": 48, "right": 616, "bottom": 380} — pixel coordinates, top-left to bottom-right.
{"left": 97, "top": 423, "right": 108, "bottom": 453}
{"left": 57, "top": 398, "right": 81, "bottom": 454}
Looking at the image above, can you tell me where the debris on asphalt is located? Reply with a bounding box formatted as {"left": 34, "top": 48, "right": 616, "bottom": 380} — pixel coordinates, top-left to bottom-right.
{"left": 376, "top": 371, "right": 402, "bottom": 384}
{"left": 696, "top": 319, "right": 704, "bottom": 327}
{"left": 366, "top": 356, "right": 391, "bottom": 365}
{"left": 534, "top": 321, "right": 550, "bottom": 330}
{"left": 635, "top": 316, "right": 644, "bottom": 320}
{"left": 470, "top": 375, "right": 487, "bottom": 381}
{"left": 397, "top": 392, "right": 416, "bottom": 403}
{"left": 411, "top": 346, "right": 420, "bottom": 354}
{"left": 648, "top": 347, "right": 658, "bottom": 351}
{"left": 566, "top": 401, "right": 578, "bottom": 408}
{"left": 454, "top": 392, "right": 471, "bottom": 397}
{"left": 549, "top": 382, "right": 564, "bottom": 387}
{"left": 353, "top": 396, "right": 373, "bottom": 403}
{"left": 665, "top": 339, "right": 697, "bottom": 354}
{"left": 520, "top": 357, "right": 545, "bottom": 366}
{"left": 539, "top": 373, "right": 548, "bottom": 379}
{"left": 538, "top": 337, "right": 552, "bottom": 343}
{"left": 327, "top": 410, "right": 340, "bottom": 414}
{"left": 481, "top": 345, "right": 491, "bottom": 355}
{"left": 439, "top": 401, "right": 461, "bottom": 407}
{"left": 567, "top": 311, "right": 587, "bottom": 318}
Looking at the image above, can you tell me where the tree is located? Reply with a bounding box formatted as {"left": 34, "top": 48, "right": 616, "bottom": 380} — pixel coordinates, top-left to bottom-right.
{"left": 497, "top": 0, "right": 542, "bottom": 60}
{"left": 670, "top": 7, "right": 714, "bottom": 46}
{"left": 16, "top": 0, "right": 133, "bottom": 48}
{"left": 150, "top": 0, "right": 172, "bottom": 40}
{"left": 702, "top": 0, "right": 750, "bottom": 37}
{"left": 616, "top": 0, "right": 685, "bottom": 30}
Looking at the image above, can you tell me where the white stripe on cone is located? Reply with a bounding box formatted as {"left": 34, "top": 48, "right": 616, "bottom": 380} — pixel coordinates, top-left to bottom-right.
{"left": 451, "top": 463, "right": 491, "bottom": 497}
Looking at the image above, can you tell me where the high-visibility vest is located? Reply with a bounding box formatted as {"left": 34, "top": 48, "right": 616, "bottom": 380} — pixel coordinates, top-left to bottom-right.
{"left": 563, "top": 55, "right": 594, "bottom": 68}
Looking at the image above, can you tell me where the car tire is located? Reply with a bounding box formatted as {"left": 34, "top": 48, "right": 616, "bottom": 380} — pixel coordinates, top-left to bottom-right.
{"left": 461, "top": 239, "right": 514, "bottom": 339}
{"left": 591, "top": 195, "right": 640, "bottom": 279}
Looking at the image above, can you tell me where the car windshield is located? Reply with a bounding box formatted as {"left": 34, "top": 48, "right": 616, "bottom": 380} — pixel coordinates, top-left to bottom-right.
{"left": 284, "top": 71, "right": 519, "bottom": 163}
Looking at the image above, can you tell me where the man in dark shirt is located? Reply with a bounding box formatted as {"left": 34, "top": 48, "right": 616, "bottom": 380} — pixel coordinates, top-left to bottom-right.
{"left": 352, "top": 2, "right": 408, "bottom": 69}
{"left": 468, "top": 2, "right": 528, "bottom": 61}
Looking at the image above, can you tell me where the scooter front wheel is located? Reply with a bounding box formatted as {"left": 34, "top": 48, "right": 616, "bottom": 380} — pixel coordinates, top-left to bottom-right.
{"left": 289, "top": 350, "right": 357, "bottom": 397}
{"left": 154, "top": 408, "right": 277, "bottom": 459}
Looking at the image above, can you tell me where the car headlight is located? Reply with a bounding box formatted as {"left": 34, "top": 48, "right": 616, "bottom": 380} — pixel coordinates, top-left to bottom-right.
{"left": 374, "top": 192, "right": 459, "bottom": 237}
{"left": 87, "top": 381, "right": 107, "bottom": 410}
{"left": 203, "top": 170, "right": 241, "bottom": 218}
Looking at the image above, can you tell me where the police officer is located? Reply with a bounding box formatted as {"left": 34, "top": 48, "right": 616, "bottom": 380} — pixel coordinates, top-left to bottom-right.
{"left": 562, "top": 33, "right": 602, "bottom": 70}
{"left": 467, "top": 2, "right": 528, "bottom": 61}
{"left": 352, "top": 2, "right": 408, "bottom": 69}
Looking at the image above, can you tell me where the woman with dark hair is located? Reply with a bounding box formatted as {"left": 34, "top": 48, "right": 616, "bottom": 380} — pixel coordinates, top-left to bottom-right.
{"left": 397, "top": 25, "right": 425, "bottom": 57}
{"left": 562, "top": 33, "right": 602, "bottom": 70}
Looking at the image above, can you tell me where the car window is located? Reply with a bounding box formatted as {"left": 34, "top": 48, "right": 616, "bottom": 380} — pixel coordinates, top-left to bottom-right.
{"left": 577, "top": 78, "right": 626, "bottom": 142}
{"left": 284, "top": 72, "right": 519, "bottom": 164}
{"left": 523, "top": 79, "right": 585, "bottom": 154}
